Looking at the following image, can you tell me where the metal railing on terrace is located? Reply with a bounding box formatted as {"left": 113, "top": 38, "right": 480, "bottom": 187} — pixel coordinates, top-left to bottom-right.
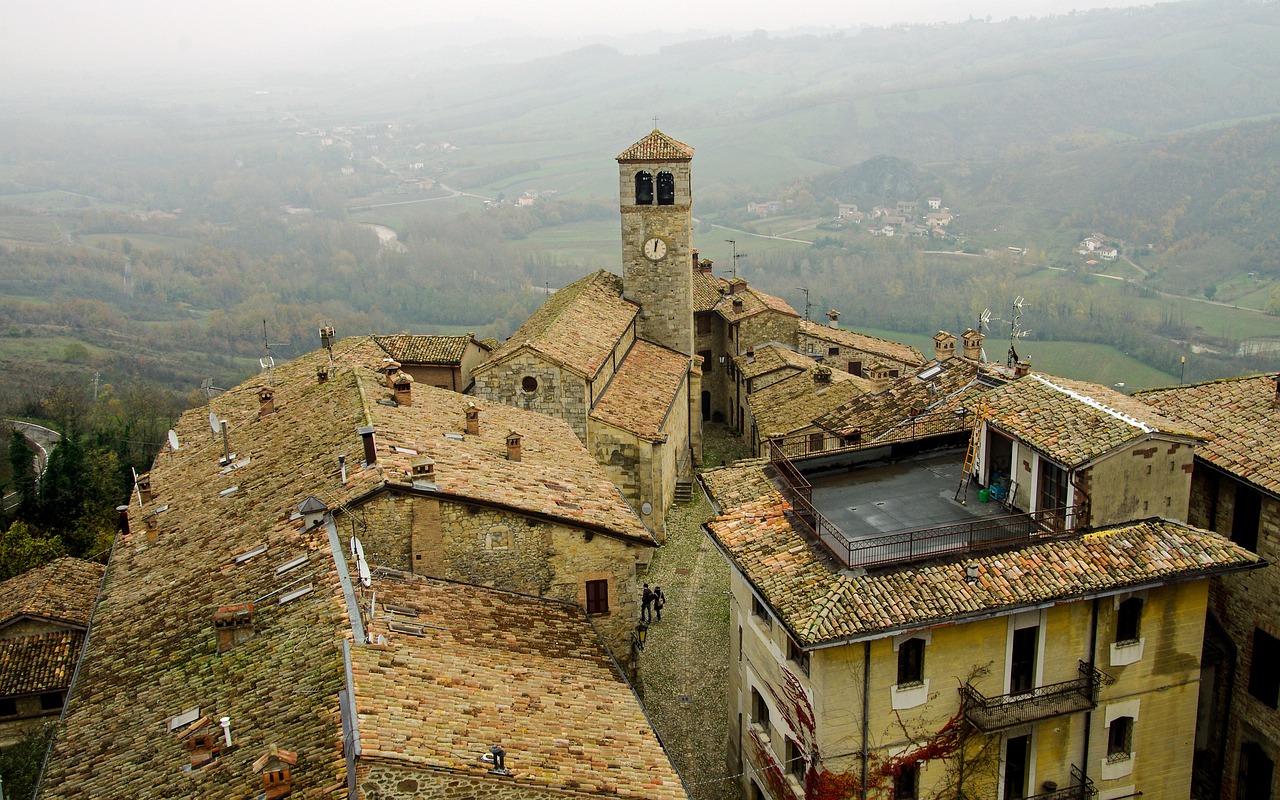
{"left": 959, "top": 661, "right": 1110, "bottom": 733}
{"left": 962, "top": 766, "right": 1097, "bottom": 800}
{"left": 769, "top": 440, "right": 1087, "bottom": 569}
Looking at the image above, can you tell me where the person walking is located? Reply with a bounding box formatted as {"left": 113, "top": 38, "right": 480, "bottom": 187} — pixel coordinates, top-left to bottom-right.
{"left": 641, "top": 583, "right": 654, "bottom": 623}
{"left": 654, "top": 586, "right": 666, "bottom": 621}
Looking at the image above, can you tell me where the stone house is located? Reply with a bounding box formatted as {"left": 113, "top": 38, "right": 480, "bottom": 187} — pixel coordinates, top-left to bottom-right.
{"left": 1137, "top": 375, "right": 1280, "bottom": 800}
{"left": 745, "top": 366, "right": 872, "bottom": 456}
{"left": 797, "top": 317, "right": 925, "bottom": 380}
{"left": 38, "top": 333, "right": 681, "bottom": 799}
{"left": 702, "top": 368, "right": 1259, "bottom": 800}
{"left": 974, "top": 374, "right": 1205, "bottom": 531}
{"left": 0, "top": 557, "right": 103, "bottom": 748}
{"left": 694, "top": 263, "right": 802, "bottom": 433}
{"left": 370, "top": 332, "right": 492, "bottom": 392}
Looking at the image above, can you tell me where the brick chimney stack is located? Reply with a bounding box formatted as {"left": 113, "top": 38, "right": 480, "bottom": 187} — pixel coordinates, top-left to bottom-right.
{"left": 392, "top": 371, "right": 413, "bottom": 406}
{"left": 506, "top": 431, "right": 522, "bottom": 462}
{"left": 827, "top": 309, "right": 841, "bottom": 329}
{"left": 465, "top": 403, "right": 480, "bottom": 435}
{"left": 257, "top": 386, "right": 276, "bottom": 418}
{"left": 962, "top": 328, "right": 983, "bottom": 361}
{"left": 866, "top": 364, "right": 893, "bottom": 392}
{"left": 933, "top": 331, "right": 957, "bottom": 362}
{"left": 1015, "top": 359, "right": 1032, "bottom": 378}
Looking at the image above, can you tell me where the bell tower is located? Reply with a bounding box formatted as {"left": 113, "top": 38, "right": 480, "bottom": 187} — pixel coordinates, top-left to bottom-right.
{"left": 617, "top": 129, "right": 694, "bottom": 356}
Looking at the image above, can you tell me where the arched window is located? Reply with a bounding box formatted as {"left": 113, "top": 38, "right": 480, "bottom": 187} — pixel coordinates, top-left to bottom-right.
{"left": 634, "top": 171, "right": 653, "bottom": 205}
{"left": 656, "top": 171, "right": 675, "bottom": 205}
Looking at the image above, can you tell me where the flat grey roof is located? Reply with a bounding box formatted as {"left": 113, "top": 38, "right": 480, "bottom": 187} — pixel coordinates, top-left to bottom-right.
{"left": 808, "top": 449, "right": 1009, "bottom": 539}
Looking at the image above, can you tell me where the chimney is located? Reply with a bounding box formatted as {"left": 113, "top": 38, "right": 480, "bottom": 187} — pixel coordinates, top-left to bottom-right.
{"left": 358, "top": 425, "right": 377, "bottom": 465}
{"left": 699, "top": 258, "right": 714, "bottom": 274}
{"left": 144, "top": 513, "right": 159, "bottom": 542}
{"left": 728, "top": 278, "right": 746, "bottom": 295}
{"left": 257, "top": 386, "right": 276, "bottom": 418}
{"left": 691, "top": 248, "right": 699, "bottom": 269}
{"left": 117, "top": 505, "right": 131, "bottom": 537}
{"left": 319, "top": 324, "right": 335, "bottom": 351}
{"left": 298, "top": 496, "right": 328, "bottom": 529}
{"left": 411, "top": 455, "right": 435, "bottom": 480}
{"left": 933, "top": 331, "right": 957, "bottom": 362}
{"left": 1274, "top": 375, "right": 1280, "bottom": 407}
{"left": 213, "top": 603, "right": 254, "bottom": 654}
{"left": 506, "top": 431, "right": 522, "bottom": 462}
{"left": 392, "top": 371, "right": 413, "bottom": 406}
{"left": 381, "top": 359, "right": 402, "bottom": 388}
{"left": 866, "top": 363, "right": 893, "bottom": 392}
{"left": 962, "top": 328, "right": 983, "bottom": 360}
{"left": 827, "top": 309, "right": 841, "bottom": 329}
{"left": 317, "top": 366, "right": 329, "bottom": 384}
{"left": 254, "top": 746, "right": 299, "bottom": 800}
{"left": 137, "top": 472, "right": 153, "bottom": 504}
{"left": 732, "top": 296, "right": 744, "bottom": 310}
{"left": 1015, "top": 359, "right": 1032, "bottom": 378}
{"left": 465, "top": 403, "right": 480, "bottom": 435}
{"left": 813, "top": 366, "right": 832, "bottom": 384}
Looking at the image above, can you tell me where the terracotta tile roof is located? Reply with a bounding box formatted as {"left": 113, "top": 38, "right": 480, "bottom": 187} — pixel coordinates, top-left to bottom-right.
{"left": 373, "top": 333, "right": 477, "bottom": 365}
{"left": 798, "top": 320, "right": 925, "bottom": 366}
{"left": 736, "top": 345, "right": 817, "bottom": 382}
{"left": 591, "top": 340, "right": 690, "bottom": 441}
{"left": 0, "top": 557, "right": 103, "bottom": 629}
{"left": 1137, "top": 374, "right": 1280, "bottom": 496}
{"left": 692, "top": 269, "right": 723, "bottom": 313}
{"left": 478, "top": 337, "right": 500, "bottom": 351}
{"left": 40, "top": 335, "right": 656, "bottom": 798}
{"left": 355, "top": 577, "right": 687, "bottom": 800}
{"left": 714, "top": 285, "right": 800, "bottom": 324}
{"left": 0, "top": 630, "right": 83, "bottom": 696}
{"left": 701, "top": 463, "right": 1260, "bottom": 646}
{"left": 615, "top": 130, "right": 695, "bottom": 162}
{"left": 815, "top": 359, "right": 1008, "bottom": 440}
{"left": 982, "top": 373, "right": 1208, "bottom": 468}
{"left": 481, "top": 271, "right": 638, "bottom": 379}
{"left": 749, "top": 368, "right": 873, "bottom": 439}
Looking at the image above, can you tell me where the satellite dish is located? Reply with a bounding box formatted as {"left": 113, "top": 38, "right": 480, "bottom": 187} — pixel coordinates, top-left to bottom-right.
{"left": 168, "top": 430, "right": 180, "bottom": 451}
{"left": 209, "top": 412, "right": 221, "bottom": 434}
{"left": 351, "top": 536, "right": 365, "bottom": 561}
{"left": 358, "top": 556, "right": 372, "bottom": 588}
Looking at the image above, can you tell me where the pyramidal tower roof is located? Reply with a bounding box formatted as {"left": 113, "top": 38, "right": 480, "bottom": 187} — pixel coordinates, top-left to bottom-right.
{"left": 616, "top": 129, "right": 695, "bottom": 162}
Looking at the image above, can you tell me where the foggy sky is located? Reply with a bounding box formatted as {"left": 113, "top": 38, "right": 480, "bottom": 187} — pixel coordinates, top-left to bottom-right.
{"left": 2, "top": 0, "right": 1165, "bottom": 82}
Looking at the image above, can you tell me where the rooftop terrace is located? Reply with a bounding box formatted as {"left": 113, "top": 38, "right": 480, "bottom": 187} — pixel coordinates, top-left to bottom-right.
{"left": 772, "top": 445, "right": 1083, "bottom": 569}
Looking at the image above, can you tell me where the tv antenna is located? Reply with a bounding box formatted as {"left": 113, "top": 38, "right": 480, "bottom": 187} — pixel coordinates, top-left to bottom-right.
{"left": 795, "top": 287, "right": 812, "bottom": 321}
{"left": 978, "top": 308, "right": 992, "bottom": 363}
{"left": 261, "top": 319, "right": 289, "bottom": 378}
{"left": 724, "top": 239, "right": 747, "bottom": 278}
{"left": 1006, "top": 297, "right": 1032, "bottom": 367}
{"left": 200, "top": 378, "right": 227, "bottom": 403}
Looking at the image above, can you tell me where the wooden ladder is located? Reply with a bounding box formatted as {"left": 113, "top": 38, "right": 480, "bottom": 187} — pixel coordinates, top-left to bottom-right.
{"left": 954, "top": 403, "right": 987, "bottom": 504}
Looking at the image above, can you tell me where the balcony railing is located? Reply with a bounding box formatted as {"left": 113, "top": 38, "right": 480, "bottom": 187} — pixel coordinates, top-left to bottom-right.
{"left": 769, "top": 439, "right": 1086, "bottom": 569}
{"left": 960, "top": 661, "right": 1110, "bottom": 733}
{"left": 1027, "top": 766, "right": 1098, "bottom": 800}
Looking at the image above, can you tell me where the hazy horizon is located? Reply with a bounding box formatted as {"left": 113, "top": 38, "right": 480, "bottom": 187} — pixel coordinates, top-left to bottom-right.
{"left": 3, "top": 0, "right": 1170, "bottom": 87}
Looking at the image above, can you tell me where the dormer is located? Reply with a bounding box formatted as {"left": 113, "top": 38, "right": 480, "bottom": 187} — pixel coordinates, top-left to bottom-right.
{"left": 213, "top": 603, "right": 254, "bottom": 654}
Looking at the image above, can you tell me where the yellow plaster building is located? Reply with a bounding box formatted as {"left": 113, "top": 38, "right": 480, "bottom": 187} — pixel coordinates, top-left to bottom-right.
{"left": 702, "top": 372, "right": 1260, "bottom": 800}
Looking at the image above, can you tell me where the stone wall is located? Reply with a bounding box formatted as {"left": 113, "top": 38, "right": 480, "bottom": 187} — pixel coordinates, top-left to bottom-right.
{"left": 353, "top": 491, "right": 645, "bottom": 654}
{"left": 473, "top": 353, "right": 589, "bottom": 442}
{"left": 1188, "top": 468, "right": 1280, "bottom": 800}
{"left": 795, "top": 332, "right": 913, "bottom": 376}
{"left": 738, "top": 311, "right": 799, "bottom": 355}
{"left": 360, "top": 763, "right": 583, "bottom": 800}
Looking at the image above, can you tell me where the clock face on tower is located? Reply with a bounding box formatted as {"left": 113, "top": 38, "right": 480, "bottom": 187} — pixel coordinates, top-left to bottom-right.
{"left": 643, "top": 237, "right": 668, "bottom": 261}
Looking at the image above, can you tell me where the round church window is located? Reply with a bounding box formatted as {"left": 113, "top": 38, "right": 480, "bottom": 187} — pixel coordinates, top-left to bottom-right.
{"left": 521, "top": 376, "right": 538, "bottom": 393}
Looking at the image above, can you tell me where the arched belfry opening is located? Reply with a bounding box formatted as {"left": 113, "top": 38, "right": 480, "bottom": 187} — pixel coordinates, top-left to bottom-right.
{"left": 656, "top": 171, "right": 675, "bottom": 205}
{"left": 635, "top": 171, "right": 654, "bottom": 205}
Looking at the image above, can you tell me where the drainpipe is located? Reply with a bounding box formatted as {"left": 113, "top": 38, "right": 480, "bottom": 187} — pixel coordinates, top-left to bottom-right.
{"left": 861, "top": 641, "right": 871, "bottom": 800}
{"left": 1081, "top": 597, "right": 1099, "bottom": 786}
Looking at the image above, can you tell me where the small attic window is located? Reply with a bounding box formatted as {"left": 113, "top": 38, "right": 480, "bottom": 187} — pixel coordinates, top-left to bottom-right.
{"left": 233, "top": 545, "right": 268, "bottom": 564}
{"left": 219, "top": 486, "right": 239, "bottom": 497}
{"left": 393, "top": 446, "right": 419, "bottom": 455}
{"left": 278, "top": 585, "right": 314, "bottom": 605}
{"left": 169, "top": 706, "right": 201, "bottom": 732}
{"left": 385, "top": 604, "right": 419, "bottom": 618}
{"left": 917, "top": 364, "right": 943, "bottom": 380}
{"left": 388, "top": 621, "right": 426, "bottom": 637}
{"left": 275, "top": 555, "right": 308, "bottom": 575}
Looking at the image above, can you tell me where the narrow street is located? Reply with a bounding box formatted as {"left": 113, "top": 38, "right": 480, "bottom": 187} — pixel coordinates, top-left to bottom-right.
{"left": 640, "top": 425, "right": 750, "bottom": 800}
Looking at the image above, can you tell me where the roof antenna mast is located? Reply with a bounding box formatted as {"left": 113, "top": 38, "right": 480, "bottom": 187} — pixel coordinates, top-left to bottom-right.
{"left": 1006, "top": 297, "right": 1032, "bottom": 367}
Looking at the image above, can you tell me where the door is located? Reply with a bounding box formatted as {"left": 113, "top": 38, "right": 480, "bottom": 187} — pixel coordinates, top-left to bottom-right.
{"left": 1003, "top": 734, "right": 1031, "bottom": 799}
{"left": 1037, "top": 458, "right": 1069, "bottom": 531}
{"left": 1010, "top": 626, "right": 1038, "bottom": 695}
